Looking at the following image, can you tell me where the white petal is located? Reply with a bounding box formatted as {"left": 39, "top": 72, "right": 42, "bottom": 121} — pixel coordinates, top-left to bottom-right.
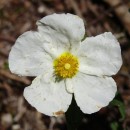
{"left": 72, "top": 73, "right": 117, "bottom": 114}
{"left": 24, "top": 75, "right": 72, "bottom": 116}
{"left": 9, "top": 31, "right": 53, "bottom": 76}
{"left": 65, "top": 79, "right": 74, "bottom": 93}
{"left": 36, "top": 13, "right": 85, "bottom": 56}
{"left": 78, "top": 32, "right": 122, "bottom": 76}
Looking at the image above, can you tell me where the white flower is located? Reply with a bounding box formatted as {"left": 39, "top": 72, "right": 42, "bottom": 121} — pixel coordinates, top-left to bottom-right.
{"left": 9, "top": 13, "right": 122, "bottom": 116}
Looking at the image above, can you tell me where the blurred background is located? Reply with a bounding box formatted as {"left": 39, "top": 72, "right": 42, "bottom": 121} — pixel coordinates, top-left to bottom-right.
{"left": 0, "top": 0, "right": 130, "bottom": 130}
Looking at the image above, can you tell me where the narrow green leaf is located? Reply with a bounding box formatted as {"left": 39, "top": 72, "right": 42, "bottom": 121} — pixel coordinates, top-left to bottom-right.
{"left": 110, "top": 99, "right": 125, "bottom": 121}
{"left": 110, "top": 122, "right": 119, "bottom": 130}
{"left": 4, "top": 62, "right": 9, "bottom": 70}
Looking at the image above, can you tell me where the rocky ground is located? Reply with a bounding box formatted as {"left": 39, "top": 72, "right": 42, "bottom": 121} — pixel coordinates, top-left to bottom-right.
{"left": 0, "top": 0, "right": 130, "bottom": 130}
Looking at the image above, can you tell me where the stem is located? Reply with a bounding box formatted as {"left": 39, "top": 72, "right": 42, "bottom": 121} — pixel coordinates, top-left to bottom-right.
{"left": 65, "top": 95, "right": 84, "bottom": 130}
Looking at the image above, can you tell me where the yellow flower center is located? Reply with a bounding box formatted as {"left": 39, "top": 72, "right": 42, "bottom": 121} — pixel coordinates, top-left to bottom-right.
{"left": 64, "top": 63, "right": 71, "bottom": 70}
{"left": 53, "top": 52, "right": 79, "bottom": 78}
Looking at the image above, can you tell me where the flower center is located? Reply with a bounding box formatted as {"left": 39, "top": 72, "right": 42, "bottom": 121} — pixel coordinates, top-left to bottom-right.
{"left": 64, "top": 63, "right": 71, "bottom": 70}
{"left": 53, "top": 52, "right": 79, "bottom": 78}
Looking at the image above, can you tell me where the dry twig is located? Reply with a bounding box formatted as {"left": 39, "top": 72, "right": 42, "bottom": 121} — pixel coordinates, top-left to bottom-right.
{"left": 0, "top": 69, "right": 31, "bottom": 85}
{"left": 105, "top": 0, "right": 130, "bottom": 35}
{"left": 0, "top": 36, "right": 15, "bottom": 44}
{"left": 69, "top": 0, "right": 83, "bottom": 18}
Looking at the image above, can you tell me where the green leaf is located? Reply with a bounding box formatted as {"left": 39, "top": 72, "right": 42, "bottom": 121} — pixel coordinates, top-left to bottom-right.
{"left": 65, "top": 95, "right": 84, "bottom": 130}
{"left": 110, "top": 122, "right": 119, "bottom": 130}
{"left": 4, "top": 62, "right": 9, "bottom": 70}
{"left": 110, "top": 99, "right": 126, "bottom": 121}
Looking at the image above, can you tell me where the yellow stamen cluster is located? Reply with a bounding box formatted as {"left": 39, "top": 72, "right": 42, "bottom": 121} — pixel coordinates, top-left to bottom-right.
{"left": 53, "top": 52, "right": 79, "bottom": 78}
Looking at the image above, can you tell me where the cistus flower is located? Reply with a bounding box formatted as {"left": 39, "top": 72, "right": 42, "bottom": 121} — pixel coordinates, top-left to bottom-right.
{"left": 9, "top": 13, "right": 122, "bottom": 116}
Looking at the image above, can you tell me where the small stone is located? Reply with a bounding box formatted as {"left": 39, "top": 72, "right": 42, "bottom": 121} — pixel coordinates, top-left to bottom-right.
{"left": 38, "top": 6, "right": 45, "bottom": 13}
{"left": 1, "top": 113, "right": 13, "bottom": 127}
{"left": 12, "top": 124, "right": 21, "bottom": 130}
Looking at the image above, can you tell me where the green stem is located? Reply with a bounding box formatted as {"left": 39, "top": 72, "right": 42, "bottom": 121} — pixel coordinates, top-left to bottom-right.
{"left": 65, "top": 95, "right": 84, "bottom": 130}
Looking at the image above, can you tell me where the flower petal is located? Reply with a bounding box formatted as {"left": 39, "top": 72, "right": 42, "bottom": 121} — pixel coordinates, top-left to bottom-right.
{"left": 9, "top": 31, "right": 53, "bottom": 76}
{"left": 65, "top": 79, "right": 74, "bottom": 94}
{"left": 24, "top": 75, "right": 72, "bottom": 116}
{"left": 78, "top": 32, "right": 122, "bottom": 76}
{"left": 72, "top": 73, "right": 117, "bottom": 114}
{"left": 36, "top": 13, "right": 85, "bottom": 56}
